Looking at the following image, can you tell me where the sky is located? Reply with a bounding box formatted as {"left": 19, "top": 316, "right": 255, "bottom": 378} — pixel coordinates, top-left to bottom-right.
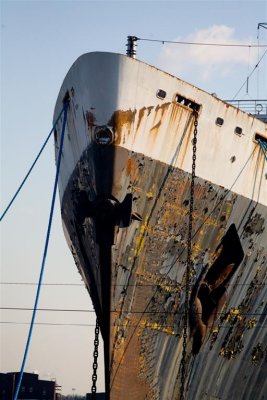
{"left": 1, "top": 0, "right": 266, "bottom": 396}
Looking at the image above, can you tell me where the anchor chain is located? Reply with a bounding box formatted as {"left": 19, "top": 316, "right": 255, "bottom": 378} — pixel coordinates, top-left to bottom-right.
{"left": 91, "top": 319, "right": 100, "bottom": 399}
{"left": 180, "top": 110, "right": 198, "bottom": 400}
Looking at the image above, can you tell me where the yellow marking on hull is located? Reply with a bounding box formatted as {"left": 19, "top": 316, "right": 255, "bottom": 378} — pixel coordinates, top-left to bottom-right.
{"left": 136, "top": 271, "right": 181, "bottom": 293}
{"left": 140, "top": 319, "right": 176, "bottom": 335}
{"left": 134, "top": 215, "right": 149, "bottom": 256}
{"left": 146, "top": 191, "right": 155, "bottom": 199}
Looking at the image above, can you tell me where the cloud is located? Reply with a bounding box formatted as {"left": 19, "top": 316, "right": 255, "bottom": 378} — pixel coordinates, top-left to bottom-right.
{"left": 157, "top": 25, "right": 258, "bottom": 83}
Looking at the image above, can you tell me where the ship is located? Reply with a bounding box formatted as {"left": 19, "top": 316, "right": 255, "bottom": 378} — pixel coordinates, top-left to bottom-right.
{"left": 53, "top": 39, "right": 267, "bottom": 400}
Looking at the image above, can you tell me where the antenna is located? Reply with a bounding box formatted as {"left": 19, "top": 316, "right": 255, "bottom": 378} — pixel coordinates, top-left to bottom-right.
{"left": 257, "top": 23, "right": 267, "bottom": 99}
{"left": 126, "top": 36, "right": 138, "bottom": 58}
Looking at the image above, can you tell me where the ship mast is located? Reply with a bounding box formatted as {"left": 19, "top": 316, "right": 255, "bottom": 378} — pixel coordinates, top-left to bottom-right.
{"left": 126, "top": 35, "right": 138, "bottom": 58}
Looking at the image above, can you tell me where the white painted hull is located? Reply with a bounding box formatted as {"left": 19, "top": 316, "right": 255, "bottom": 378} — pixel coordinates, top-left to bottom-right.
{"left": 54, "top": 52, "right": 267, "bottom": 399}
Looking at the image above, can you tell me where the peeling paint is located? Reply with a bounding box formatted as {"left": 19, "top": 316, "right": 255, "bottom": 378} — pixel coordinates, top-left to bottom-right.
{"left": 54, "top": 52, "right": 267, "bottom": 400}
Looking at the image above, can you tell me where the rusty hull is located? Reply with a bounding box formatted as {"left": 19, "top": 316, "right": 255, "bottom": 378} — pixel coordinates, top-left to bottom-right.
{"left": 61, "top": 142, "right": 267, "bottom": 400}
{"left": 54, "top": 52, "right": 267, "bottom": 400}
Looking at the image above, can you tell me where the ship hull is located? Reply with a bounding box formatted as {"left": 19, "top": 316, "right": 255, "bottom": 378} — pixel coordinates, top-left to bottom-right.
{"left": 54, "top": 52, "right": 267, "bottom": 399}
{"left": 61, "top": 143, "right": 267, "bottom": 400}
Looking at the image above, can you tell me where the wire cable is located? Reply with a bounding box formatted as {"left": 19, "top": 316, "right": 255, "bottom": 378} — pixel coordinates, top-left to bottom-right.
{"left": 0, "top": 103, "right": 67, "bottom": 222}
{"left": 136, "top": 37, "right": 267, "bottom": 48}
{"left": 232, "top": 49, "right": 267, "bottom": 99}
{"left": 1, "top": 307, "right": 266, "bottom": 316}
{"left": 13, "top": 101, "right": 69, "bottom": 400}
{"left": 1, "top": 321, "right": 95, "bottom": 327}
{"left": 1, "top": 321, "right": 267, "bottom": 328}
{"left": 0, "top": 281, "right": 265, "bottom": 287}
{"left": 0, "top": 282, "right": 85, "bottom": 286}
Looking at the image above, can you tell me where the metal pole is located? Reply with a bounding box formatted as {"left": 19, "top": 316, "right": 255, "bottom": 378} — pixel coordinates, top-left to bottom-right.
{"left": 126, "top": 36, "right": 138, "bottom": 58}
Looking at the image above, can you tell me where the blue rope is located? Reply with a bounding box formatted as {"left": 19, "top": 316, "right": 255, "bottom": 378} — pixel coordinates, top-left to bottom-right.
{"left": 0, "top": 103, "right": 68, "bottom": 222}
{"left": 13, "top": 101, "right": 69, "bottom": 400}
{"left": 258, "top": 139, "right": 267, "bottom": 162}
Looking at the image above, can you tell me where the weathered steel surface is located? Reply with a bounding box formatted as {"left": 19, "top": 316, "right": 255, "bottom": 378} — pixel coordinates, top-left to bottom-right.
{"left": 54, "top": 52, "right": 267, "bottom": 399}
{"left": 61, "top": 145, "right": 266, "bottom": 400}
{"left": 54, "top": 52, "right": 267, "bottom": 206}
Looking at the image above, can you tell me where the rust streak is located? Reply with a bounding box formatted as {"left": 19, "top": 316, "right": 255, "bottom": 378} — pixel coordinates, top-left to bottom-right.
{"left": 126, "top": 157, "right": 140, "bottom": 183}
{"left": 108, "top": 109, "right": 137, "bottom": 144}
{"left": 136, "top": 107, "right": 147, "bottom": 131}
{"left": 150, "top": 120, "right": 161, "bottom": 133}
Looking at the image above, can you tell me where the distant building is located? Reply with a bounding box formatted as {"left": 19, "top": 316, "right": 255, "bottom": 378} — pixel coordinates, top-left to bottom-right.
{"left": 0, "top": 372, "right": 58, "bottom": 400}
{"left": 86, "top": 394, "right": 106, "bottom": 400}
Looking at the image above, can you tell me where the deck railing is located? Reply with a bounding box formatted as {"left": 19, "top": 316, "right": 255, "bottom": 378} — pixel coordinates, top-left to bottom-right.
{"left": 225, "top": 99, "right": 267, "bottom": 122}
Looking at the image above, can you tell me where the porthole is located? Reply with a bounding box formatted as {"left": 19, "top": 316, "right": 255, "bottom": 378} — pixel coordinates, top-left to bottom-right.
{"left": 156, "top": 89, "right": 167, "bottom": 99}
{"left": 235, "top": 126, "right": 243, "bottom": 136}
{"left": 94, "top": 126, "right": 114, "bottom": 145}
{"left": 215, "top": 117, "right": 224, "bottom": 126}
